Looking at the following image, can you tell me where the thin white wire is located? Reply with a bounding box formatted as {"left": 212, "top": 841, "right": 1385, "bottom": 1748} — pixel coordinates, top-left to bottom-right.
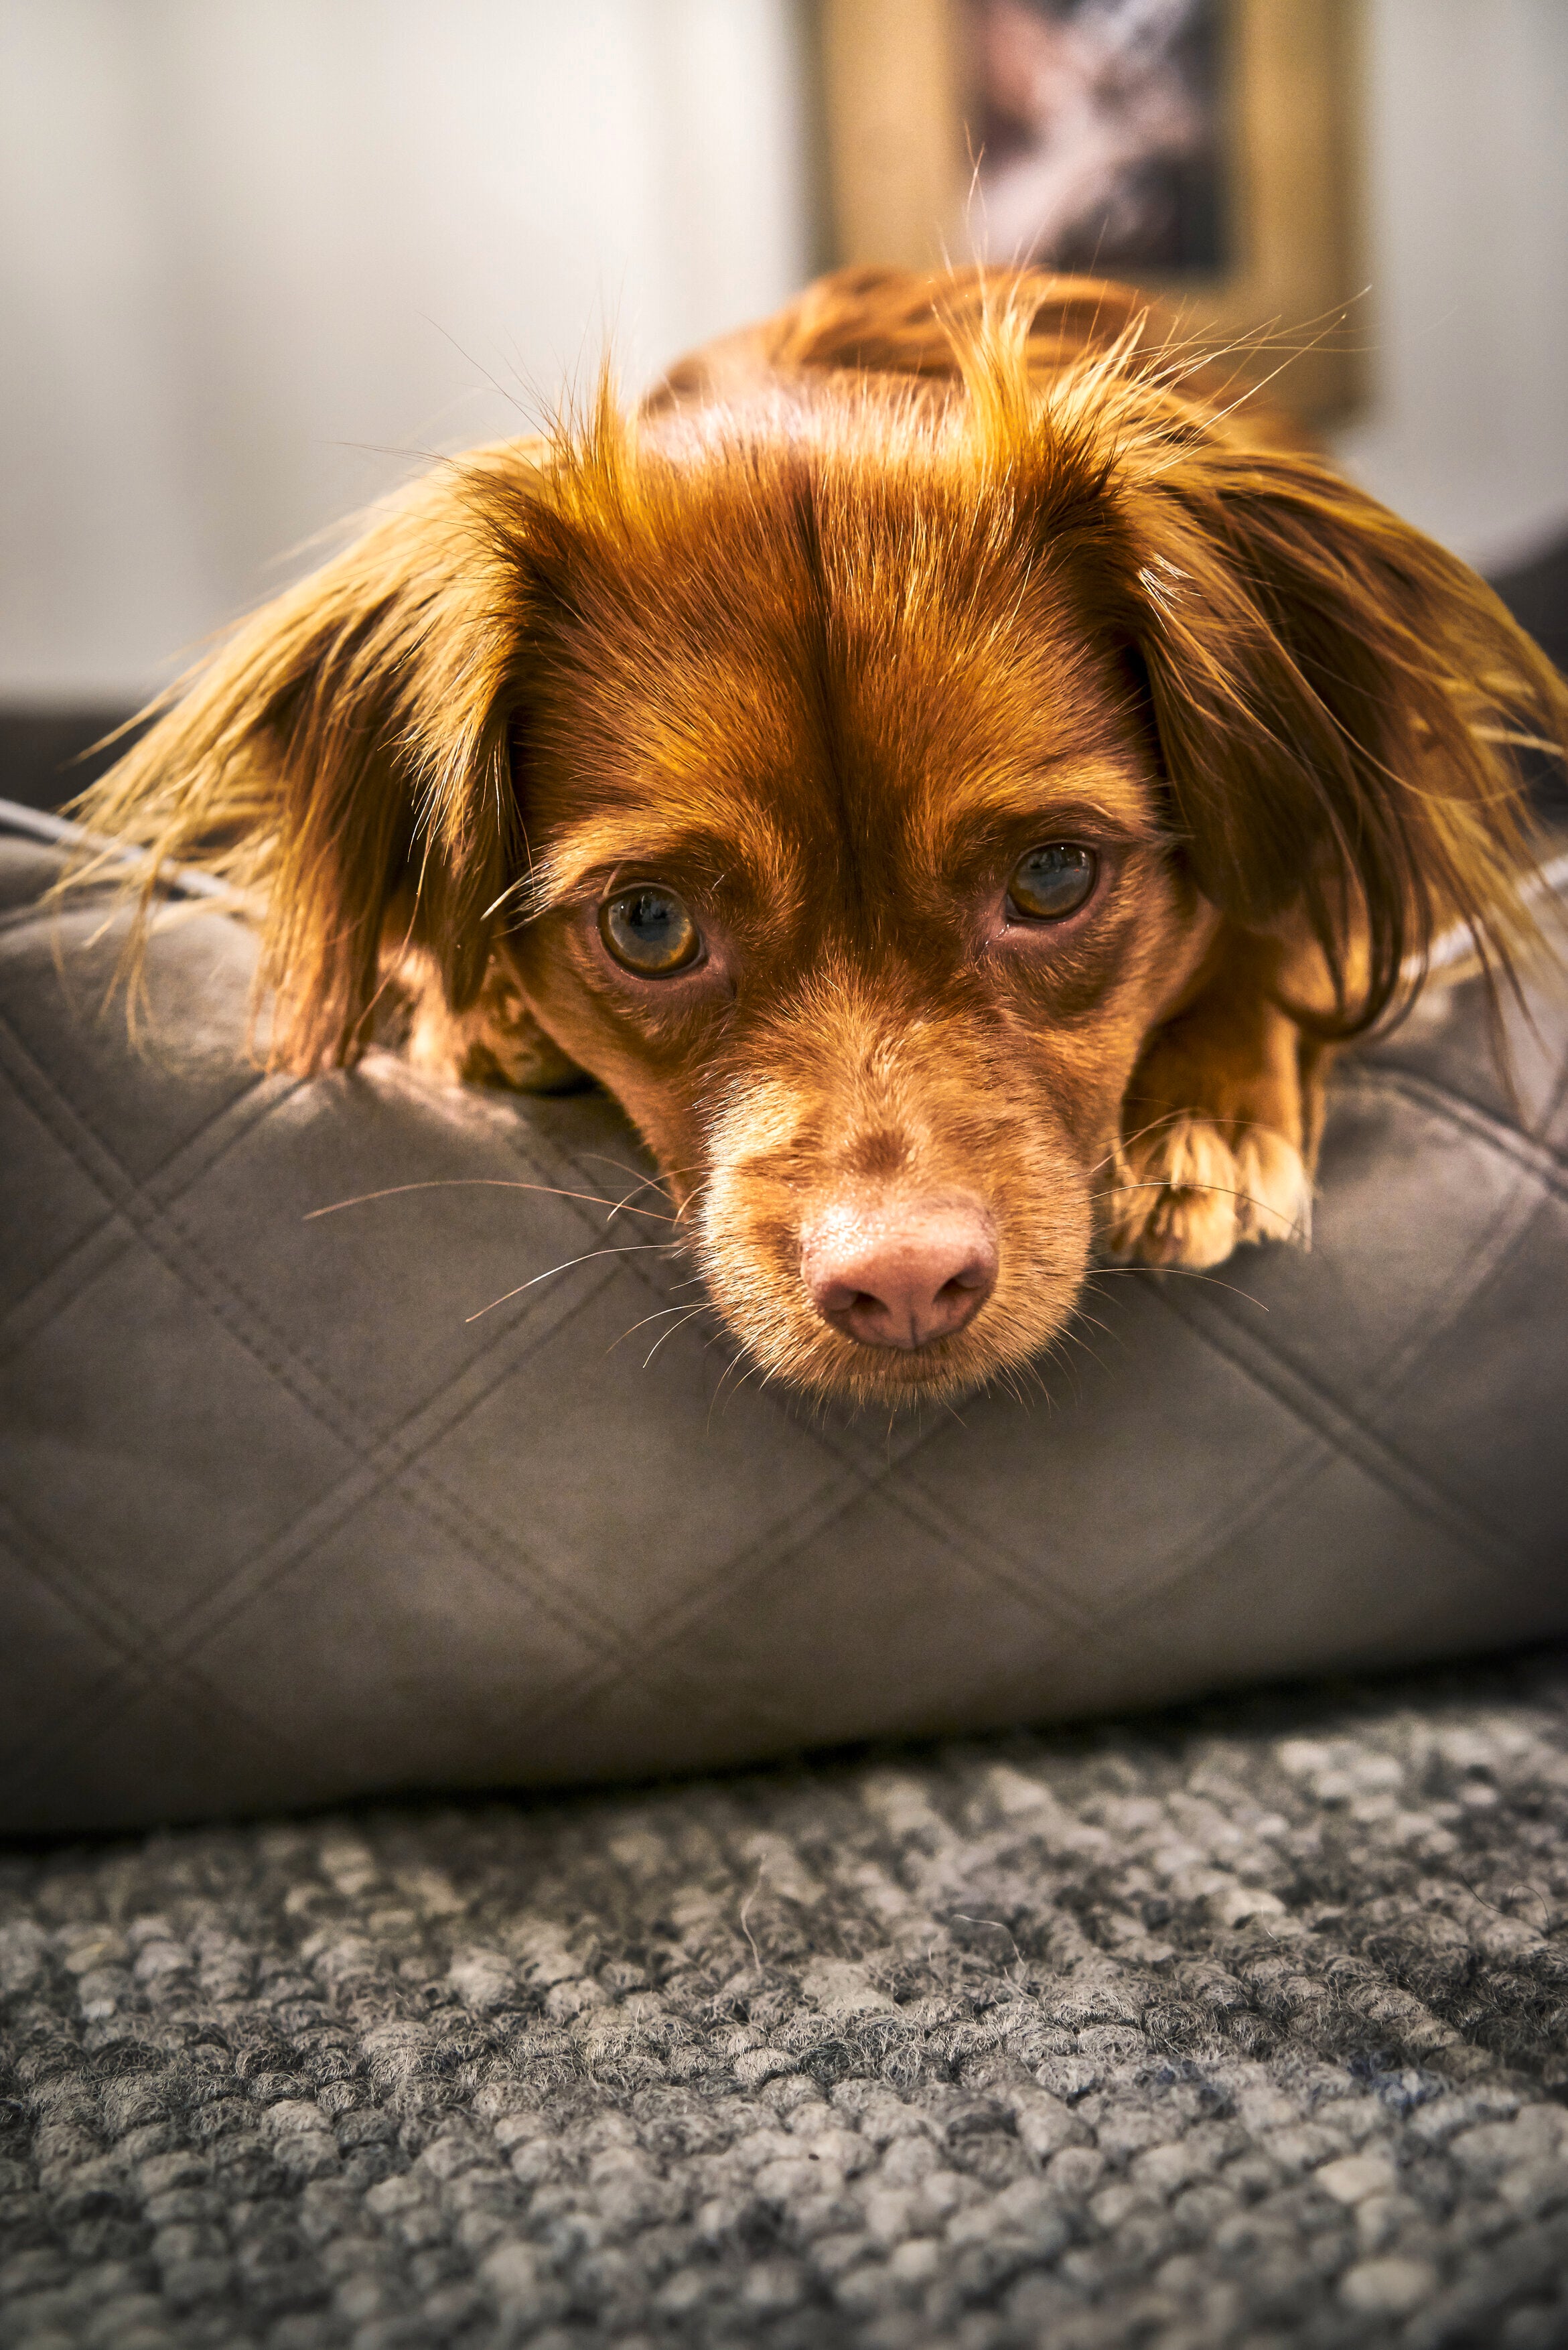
{"left": 0, "top": 793, "right": 242, "bottom": 902}
{"left": 1423, "top": 844, "right": 1568, "bottom": 971}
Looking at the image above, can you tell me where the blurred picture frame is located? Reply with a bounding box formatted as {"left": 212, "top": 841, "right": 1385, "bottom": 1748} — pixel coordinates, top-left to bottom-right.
{"left": 812, "top": 0, "right": 1363, "bottom": 421}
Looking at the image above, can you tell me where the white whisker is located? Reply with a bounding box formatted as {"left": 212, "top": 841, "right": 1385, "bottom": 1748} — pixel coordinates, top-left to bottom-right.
{"left": 607, "top": 1301, "right": 710, "bottom": 1355}
{"left": 305, "top": 1176, "right": 676, "bottom": 1223}
{"left": 465, "top": 1242, "right": 675, "bottom": 1323}
{"left": 642, "top": 1306, "right": 709, "bottom": 1368}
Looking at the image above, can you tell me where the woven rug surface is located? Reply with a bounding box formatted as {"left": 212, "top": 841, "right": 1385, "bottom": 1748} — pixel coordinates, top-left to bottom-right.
{"left": 4, "top": 1653, "right": 1568, "bottom": 2350}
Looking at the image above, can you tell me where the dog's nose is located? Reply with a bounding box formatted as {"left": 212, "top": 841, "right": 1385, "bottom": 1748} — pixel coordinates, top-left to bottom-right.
{"left": 800, "top": 1195, "right": 998, "bottom": 1350}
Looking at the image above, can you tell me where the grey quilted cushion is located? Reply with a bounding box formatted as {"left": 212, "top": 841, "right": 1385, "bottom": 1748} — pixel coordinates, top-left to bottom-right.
{"left": 2, "top": 835, "right": 1565, "bottom": 1834}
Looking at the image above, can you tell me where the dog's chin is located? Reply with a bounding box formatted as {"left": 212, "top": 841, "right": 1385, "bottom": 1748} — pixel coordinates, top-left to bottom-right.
{"left": 702, "top": 1280, "right": 1089, "bottom": 1410}
{"left": 795, "top": 1329, "right": 1038, "bottom": 1408}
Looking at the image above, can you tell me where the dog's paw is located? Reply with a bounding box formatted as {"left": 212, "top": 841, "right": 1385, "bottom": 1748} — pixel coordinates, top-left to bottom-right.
{"left": 1106, "top": 1117, "right": 1313, "bottom": 1269}
{"left": 394, "top": 948, "right": 587, "bottom": 1093}
{"left": 407, "top": 997, "right": 585, "bottom": 1093}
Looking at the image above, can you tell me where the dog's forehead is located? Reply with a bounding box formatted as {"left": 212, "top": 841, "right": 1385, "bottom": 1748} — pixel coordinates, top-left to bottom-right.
{"left": 541, "top": 430, "right": 1132, "bottom": 855}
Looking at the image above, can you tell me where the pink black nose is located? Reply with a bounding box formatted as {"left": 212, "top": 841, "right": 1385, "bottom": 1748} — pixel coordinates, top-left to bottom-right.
{"left": 800, "top": 1195, "right": 998, "bottom": 1351}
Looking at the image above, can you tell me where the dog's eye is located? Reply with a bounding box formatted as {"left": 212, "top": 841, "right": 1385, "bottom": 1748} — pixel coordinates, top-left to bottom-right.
{"left": 599, "top": 886, "right": 701, "bottom": 975}
{"left": 1007, "top": 843, "right": 1098, "bottom": 922}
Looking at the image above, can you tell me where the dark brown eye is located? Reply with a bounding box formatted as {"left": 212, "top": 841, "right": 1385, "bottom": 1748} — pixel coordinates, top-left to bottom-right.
{"left": 599, "top": 886, "right": 700, "bottom": 975}
{"left": 1007, "top": 843, "right": 1098, "bottom": 922}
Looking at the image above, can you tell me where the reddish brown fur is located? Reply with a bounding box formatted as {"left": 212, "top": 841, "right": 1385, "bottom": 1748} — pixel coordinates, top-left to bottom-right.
{"left": 74, "top": 267, "right": 1567, "bottom": 1402}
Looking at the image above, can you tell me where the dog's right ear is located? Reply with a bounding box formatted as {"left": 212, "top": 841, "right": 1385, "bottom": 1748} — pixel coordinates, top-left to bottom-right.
{"left": 75, "top": 442, "right": 553, "bottom": 1074}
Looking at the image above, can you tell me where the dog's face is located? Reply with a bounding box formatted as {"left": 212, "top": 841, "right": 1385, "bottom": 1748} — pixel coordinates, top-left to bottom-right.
{"left": 503, "top": 426, "right": 1216, "bottom": 1400}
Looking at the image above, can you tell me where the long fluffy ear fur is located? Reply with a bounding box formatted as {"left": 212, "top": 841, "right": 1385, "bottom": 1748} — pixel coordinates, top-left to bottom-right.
{"left": 1117, "top": 435, "right": 1567, "bottom": 1030}
{"left": 70, "top": 440, "right": 549, "bottom": 1073}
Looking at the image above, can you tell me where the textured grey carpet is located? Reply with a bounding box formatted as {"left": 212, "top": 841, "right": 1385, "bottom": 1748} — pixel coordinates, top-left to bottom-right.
{"left": 5, "top": 1653, "right": 1568, "bottom": 2350}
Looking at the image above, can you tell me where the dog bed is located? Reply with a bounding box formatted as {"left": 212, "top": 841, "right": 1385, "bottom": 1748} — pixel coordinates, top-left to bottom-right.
{"left": 1, "top": 827, "right": 1566, "bottom": 1835}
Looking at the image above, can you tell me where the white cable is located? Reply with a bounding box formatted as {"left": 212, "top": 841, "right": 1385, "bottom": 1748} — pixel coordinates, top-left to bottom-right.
{"left": 1423, "top": 845, "right": 1568, "bottom": 970}
{"left": 0, "top": 794, "right": 241, "bottom": 902}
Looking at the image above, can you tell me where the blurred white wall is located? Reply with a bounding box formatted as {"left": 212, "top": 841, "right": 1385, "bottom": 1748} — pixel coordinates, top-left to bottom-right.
{"left": 1, "top": 0, "right": 1564, "bottom": 703}
{"left": 1332, "top": 0, "right": 1568, "bottom": 572}
{"left": 0, "top": 0, "right": 811, "bottom": 700}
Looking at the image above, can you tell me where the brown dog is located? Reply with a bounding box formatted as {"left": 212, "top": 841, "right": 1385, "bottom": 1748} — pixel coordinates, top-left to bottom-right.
{"left": 80, "top": 267, "right": 1565, "bottom": 1403}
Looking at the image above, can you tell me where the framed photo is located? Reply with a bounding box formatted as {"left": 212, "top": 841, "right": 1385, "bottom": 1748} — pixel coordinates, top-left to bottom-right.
{"left": 813, "top": 0, "right": 1363, "bottom": 420}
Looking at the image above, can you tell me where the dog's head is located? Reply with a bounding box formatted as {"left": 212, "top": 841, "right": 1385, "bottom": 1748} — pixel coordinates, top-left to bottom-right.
{"left": 498, "top": 390, "right": 1214, "bottom": 1403}
{"left": 88, "top": 275, "right": 1561, "bottom": 1402}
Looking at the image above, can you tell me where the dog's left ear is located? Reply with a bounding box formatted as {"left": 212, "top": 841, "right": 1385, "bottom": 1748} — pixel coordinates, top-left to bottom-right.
{"left": 1113, "top": 439, "right": 1568, "bottom": 1027}
{"left": 75, "top": 443, "right": 557, "bottom": 1073}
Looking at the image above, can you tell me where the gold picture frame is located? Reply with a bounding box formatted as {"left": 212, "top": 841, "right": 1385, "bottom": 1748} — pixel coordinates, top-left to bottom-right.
{"left": 812, "top": 0, "right": 1364, "bottom": 421}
